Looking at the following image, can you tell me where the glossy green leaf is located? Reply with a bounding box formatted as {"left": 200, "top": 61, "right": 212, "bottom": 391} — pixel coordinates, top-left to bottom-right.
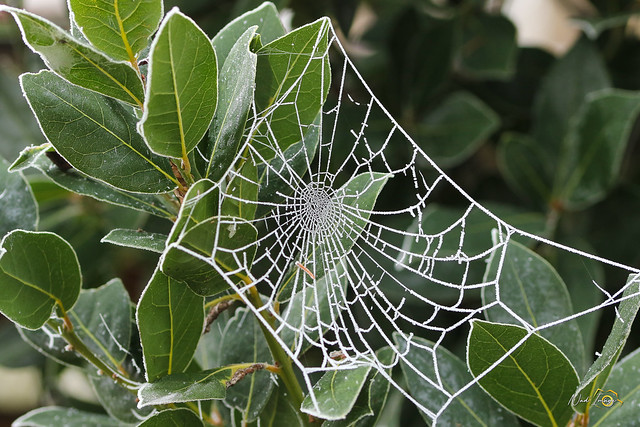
{"left": 10, "top": 144, "right": 176, "bottom": 219}
{"left": 162, "top": 216, "right": 258, "bottom": 296}
{"left": 137, "top": 367, "right": 232, "bottom": 406}
{"left": 137, "top": 269, "right": 204, "bottom": 382}
{"left": 254, "top": 18, "right": 330, "bottom": 160}
{"left": 141, "top": 8, "right": 217, "bottom": 159}
{"left": 13, "top": 406, "right": 122, "bottom": 427}
{"left": 417, "top": 91, "right": 499, "bottom": 167}
{"left": 212, "top": 1, "right": 285, "bottom": 65}
{"left": 220, "top": 156, "right": 259, "bottom": 220}
{"left": 555, "top": 89, "right": 640, "bottom": 209}
{"left": 101, "top": 228, "right": 166, "bottom": 253}
{"left": 69, "top": 0, "right": 163, "bottom": 62}
{"left": 258, "top": 388, "right": 305, "bottom": 427}
{"left": 89, "top": 372, "right": 152, "bottom": 424}
{"left": 21, "top": 70, "right": 177, "bottom": 193}
{"left": 0, "top": 155, "right": 38, "bottom": 237}
{"left": 571, "top": 274, "right": 640, "bottom": 413}
{"left": 18, "top": 324, "right": 83, "bottom": 367}
{"left": 219, "top": 308, "right": 274, "bottom": 421}
{"left": 497, "top": 133, "right": 553, "bottom": 204}
{"left": 301, "top": 366, "right": 371, "bottom": 420}
{"left": 0, "top": 230, "right": 81, "bottom": 329}
{"left": 2, "top": 6, "right": 144, "bottom": 107}
{"left": 167, "top": 179, "right": 220, "bottom": 245}
{"left": 138, "top": 408, "right": 204, "bottom": 426}
{"left": 457, "top": 13, "right": 517, "bottom": 80}
{"left": 68, "top": 279, "right": 131, "bottom": 370}
{"left": 204, "top": 26, "right": 257, "bottom": 181}
{"left": 589, "top": 346, "right": 640, "bottom": 425}
{"left": 467, "top": 320, "right": 579, "bottom": 427}
{"left": 482, "top": 238, "right": 586, "bottom": 374}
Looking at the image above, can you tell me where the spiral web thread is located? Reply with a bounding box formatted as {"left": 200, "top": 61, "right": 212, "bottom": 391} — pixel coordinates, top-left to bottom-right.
{"left": 172, "top": 19, "right": 640, "bottom": 423}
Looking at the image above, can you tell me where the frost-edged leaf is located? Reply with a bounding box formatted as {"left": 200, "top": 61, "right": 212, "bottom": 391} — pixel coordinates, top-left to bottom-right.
{"left": 204, "top": 26, "right": 257, "bottom": 181}
{"left": 212, "top": 1, "right": 285, "bottom": 65}
{"left": 418, "top": 91, "right": 499, "bottom": 167}
{"left": 219, "top": 308, "right": 274, "bottom": 421}
{"left": 137, "top": 269, "right": 204, "bottom": 382}
{"left": 10, "top": 144, "right": 176, "bottom": 219}
{"left": 259, "top": 388, "right": 305, "bottom": 426}
{"left": 395, "top": 335, "right": 517, "bottom": 426}
{"left": 167, "top": 179, "right": 220, "bottom": 245}
{"left": 162, "top": 216, "right": 258, "bottom": 296}
{"left": 220, "top": 155, "right": 259, "bottom": 220}
{"left": 301, "top": 366, "right": 371, "bottom": 420}
{"left": 482, "top": 238, "right": 586, "bottom": 375}
{"left": 571, "top": 274, "right": 640, "bottom": 413}
{"left": 138, "top": 408, "right": 204, "bottom": 426}
{"left": 68, "top": 279, "right": 131, "bottom": 370}
{"left": 3, "top": 6, "right": 144, "bottom": 107}
{"left": 0, "top": 230, "right": 81, "bottom": 329}
{"left": 137, "top": 367, "right": 232, "bottom": 406}
{"left": 467, "top": 320, "right": 579, "bottom": 427}
{"left": 101, "top": 228, "right": 166, "bottom": 253}
{"left": 555, "top": 89, "right": 640, "bottom": 209}
{"left": 69, "top": 0, "right": 163, "bottom": 62}
{"left": 254, "top": 18, "right": 330, "bottom": 160}
{"left": 13, "top": 406, "right": 122, "bottom": 427}
{"left": 21, "top": 71, "right": 177, "bottom": 193}
{"left": 141, "top": 8, "right": 217, "bottom": 159}
{"left": 89, "top": 372, "right": 152, "bottom": 424}
{"left": 0, "top": 155, "right": 38, "bottom": 237}
{"left": 18, "top": 325, "right": 83, "bottom": 367}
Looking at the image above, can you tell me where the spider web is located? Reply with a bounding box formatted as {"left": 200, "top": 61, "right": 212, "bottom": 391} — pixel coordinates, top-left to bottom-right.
{"left": 172, "top": 20, "right": 640, "bottom": 423}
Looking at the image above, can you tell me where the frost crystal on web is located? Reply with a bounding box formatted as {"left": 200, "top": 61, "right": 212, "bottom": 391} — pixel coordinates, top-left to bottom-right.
{"left": 169, "top": 18, "right": 640, "bottom": 424}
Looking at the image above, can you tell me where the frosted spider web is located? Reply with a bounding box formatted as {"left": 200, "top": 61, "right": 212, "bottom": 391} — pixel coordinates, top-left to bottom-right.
{"left": 169, "top": 19, "right": 640, "bottom": 423}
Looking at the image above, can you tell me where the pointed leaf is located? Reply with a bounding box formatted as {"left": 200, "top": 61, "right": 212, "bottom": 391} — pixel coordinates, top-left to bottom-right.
{"left": 204, "top": 26, "right": 257, "bottom": 181}
{"left": 0, "top": 230, "right": 81, "bottom": 329}
{"left": 571, "top": 274, "right": 640, "bottom": 413}
{"left": 141, "top": 8, "right": 217, "bottom": 159}
{"left": 21, "top": 70, "right": 177, "bottom": 193}
{"left": 220, "top": 155, "right": 259, "bottom": 220}
{"left": 69, "top": 0, "right": 163, "bottom": 62}
{"left": 3, "top": 6, "right": 144, "bottom": 107}
{"left": 467, "top": 320, "right": 579, "bottom": 427}
{"left": 0, "top": 155, "right": 38, "bottom": 237}
{"left": 13, "top": 406, "right": 122, "bottom": 427}
{"left": 137, "top": 367, "right": 232, "bottom": 406}
{"left": 394, "top": 335, "right": 517, "bottom": 425}
{"left": 301, "top": 366, "right": 371, "bottom": 420}
{"left": 253, "top": 18, "right": 330, "bottom": 160}
{"left": 138, "top": 408, "right": 204, "bottom": 426}
{"left": 101, "top": 228, "right": 167, "bottom": 253}
{"left": 137, "top": 269, "right": 204, "bottom": 382}
{"left": 482, "top": 238, "right": 586, "bottom": 375}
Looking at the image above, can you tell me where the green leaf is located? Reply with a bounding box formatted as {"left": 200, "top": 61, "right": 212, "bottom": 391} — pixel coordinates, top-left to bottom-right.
{"left": 0, "top": 230, "right": 81, "bottom": 329}
{"left": 167, "top": 179, "right": 219, "bottom": 245}
{"left": 0, "top": 323, "right": 44, "bottom": 368}
{"left": 137, "top": 367, "right": 232, "bottom": 406}
{"left": 417, "top": 91, "right": 499, "bottom": 167}
{"left": 13, "top": 406, "right": 122, "bottom": 427}
{"left": 162, "top": 216, "right": 258, "bottom": 296}
{"left": 18, "top": 325, "right": 83, "bottom": 367}
{"left": 497, "top": 133, "right": 553, "bottom": 204}
{"left": 21, "top": 70, "right": 177, "bottom": 193}
{"left": 394, "top": 335, "right": 518, "bottom": 425}
{"left": 68, "top": 279, "right": 131, "bottom": 370}
{"left": 554, "top": 89, "right": 640, "bottom": 209}
{"left": 467, "top": 320, "right": 579, "bottom": 427}
{"left": 482, "top": 238, "right": 586, "bottom": 375}
{"left": 0, "top": 155, "right": 38, "bottom": 237}
{"left": 69, "top": 0, "right": 163, "bottom": 63}
{"left": 301, "top": 366, "right": 372, "bottom": 420}
{"left": 101, "top": 228, "right": 166, "bottom": 253}
{"left": 212, "top": 1, "right": 285, "bottom": 65}
{"left": 571, "top": 274, "right": 640, "bottom": 413}
{"left": 204, "top": 26, "right": 257, "bottom": 181}
{"left": 589, "top": 346, "right": 640, "bottom": 425}
{"left": 141, "top": 8, "right": 217, "bottom": 160}
{"left": 2, "top": 6, "right": 144, "bottom": 107}
{"left": 456, "top": 13, "right": 517, "bottom": 80}
{"left": 138, "top": 408, "right": 204, "bottom": 426}
{"left": 220, "top": 155, "right": 259, "bottom": 220}
{"left": 253, "top": 18, "right": 330, "bottom": 160}
{"left": 219, "top": 308, "right": 274, "bottom": 421}
{"left": 258, "top": 388, "right": 305, "bottom": 426}
{"left": 137, "top": 269, "right": 204, "bottom": 382}
{"left": 89, "top": 372, "right": 152, "bottom": 424}
{"left": 10, "top": 144, "right": 176, "bottom": 219}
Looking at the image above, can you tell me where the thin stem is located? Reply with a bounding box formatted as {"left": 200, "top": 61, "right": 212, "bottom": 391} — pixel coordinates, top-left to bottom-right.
{"left": 204, "top": 293, "right": 243, "bottom": 310}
